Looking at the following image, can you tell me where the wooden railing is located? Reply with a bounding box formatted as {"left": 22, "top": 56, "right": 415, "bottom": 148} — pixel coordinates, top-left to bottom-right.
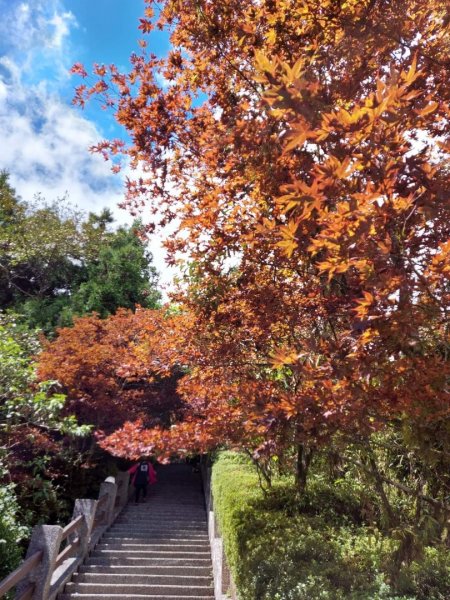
{"left": 53, "top": 515, "right": 84, "bottom": 570}
{"left": 0, "top": 471, "right": 132, "bottom": 600}
{"left": 0, "top": 552, "right": 43, "bottom": 600}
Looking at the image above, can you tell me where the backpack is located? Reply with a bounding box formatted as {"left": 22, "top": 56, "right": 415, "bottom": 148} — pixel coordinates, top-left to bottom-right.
{"left": 135, "top": 462, "right": 149, "bottom": 485}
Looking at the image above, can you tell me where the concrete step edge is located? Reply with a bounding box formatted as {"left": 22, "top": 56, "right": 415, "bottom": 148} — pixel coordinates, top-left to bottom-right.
{"left": 103, "top": 536, "right": 209, "bottom": 540}
{"left": 80, "top": 566, "right": 212, "bottom": 574}
{"left": 109, "top": 528, "right": 208, "bottom": 532}
{"left": 93, "top": 551, "right": 211, "bottom": 557}
{"left": 113, "top": 524, "right": 207, "bottom": 528}
{"left": 79, "top": 564, "right": 212, "bottom": 575}
{"left": 65, "top": 583, "right": 214, "bottom": 595}
{"left": 58, "top": 593, "right": 214, "bottom": 600}
{"left": 107, "top": 534, "right": 208, "bottom": 537}
{"left": 98, "top": 543, "right": 209, "bottom": 548}
{"left": 86, "top": 557, "right": 212, "bottom": 562}
{"left": 86, "top": 554, "right": 211, "bottom": 567}
{"left": 73, "top": 574, "right": 212, "bottom": 582}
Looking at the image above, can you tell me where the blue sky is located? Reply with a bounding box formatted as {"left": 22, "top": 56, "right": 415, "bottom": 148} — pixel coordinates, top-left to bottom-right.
{"left": 0, "top": 0, "right": 175, "bottom": 288}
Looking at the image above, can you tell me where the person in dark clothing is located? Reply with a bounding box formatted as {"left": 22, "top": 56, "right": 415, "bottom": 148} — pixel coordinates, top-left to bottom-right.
{"left": 128, "top": 458, "right": 157, "bottom": 503}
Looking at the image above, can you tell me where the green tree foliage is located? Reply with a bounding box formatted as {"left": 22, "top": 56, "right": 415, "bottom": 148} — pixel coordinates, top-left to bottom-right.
{"left": 0, "top": 466, "right": 27, "bottom": 581}
{"left": 0, "top": 177, "right": 83, "bottom": 302}
{"left": 0, "top": 171, "right": 25, "bottom": 308}
{"left": 0, "top": 313, "right": 91, "bottom": 436}
{"left": 72, "top": 224, "right": 161, "bottom": 318}
{"left": 0, "top": 312, "right": 91, "bottom": 529}
{"left": 0, "top": 173, "right": 161, "bottom": 331}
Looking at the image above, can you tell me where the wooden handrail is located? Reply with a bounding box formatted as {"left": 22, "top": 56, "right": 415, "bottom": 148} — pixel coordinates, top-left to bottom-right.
{"left": 55, "top": 537, "right": 81, "bottom": 569}
{"left": 61, "top": 514, "right": 84, "bottom": 542}
{"left": 15, "top": 583, "right": 34, "bottom": 600}
{"left": 97, "top": 493, "right": 109, "bottom": 507}
{"left": 0, "top": 550, "right": 42, "bottom": 597}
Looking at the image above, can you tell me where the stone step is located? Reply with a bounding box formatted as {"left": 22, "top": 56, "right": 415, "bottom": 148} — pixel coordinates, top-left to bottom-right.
{"left": 125, "top": 502, "right": 205, "bottom": 505}
{"left": 58, "top": 592, "right": 214, "bottom": 600}
{"left": 64, "top": 583, "right": 213, "bottom": 596}
{"left": 127, "top": 496, "right": 204, "bottom": 501}
{"left": 103, "top": 533, "right": 209, "bottom": 541}
{"left": 110, "top": 525, "right": 207, "bottom": 532}
{"left": 97, "top": 543, "right": 210, "bottom": 551}
{"left": 110, "top": 517, "right": 208, "bottom": 524}
{"left": 127, "top": 494, "right": 204, "bottom": 497}
{"left": 80, "top": 565, "right": 212, "bottom": 576}
{"left": 102, "top": 537, "right": 209, "bottom": 544}
{"left": 125, "top": 506, "right": 205, "bottom": 510}
{"left": 60, "top": 465, "right": 213, "bottom": 600}
{"left": 123, "top": 506, "right": 205, "bottom": 512}
{"left": 93, "top": 549, "right": 211, "bottom": 559}
{"left": 121, "top": 520, "right": 207, "bottom": 523}
{"left": 119, "top": 507, "right": 206, "bottom": 510}
{"left": 121, "top": 507, "right": 206, "bottom": 512}
{"left": 109, "top": 521, "right": 207, "bottom": 533}
{"left": 113, "top": 519, "right": 207, "bottom": 524}
{"left": 122, "top": 503, "right": 205, "bottom": 505}
{"left": 73, "top": 573, "right": 211, "bottom": 586}
{"left": 105, "top": 533, "right": 208, "bottom": 540}
{"left": 115, "top": 518, "right": 207, "bottom": 524}
{"left": 85, "top": 558, "right": 212, "bottom": 570}
{"left": 107, "top": 530, "right": 208, "bottom": 537}
{"left": 104, "top": 532, "right": 209, "bottom": 537}
{"left": 114, "top": 516, "right": 208, "bottom": 529}
{"left": 100, "top": 537, "right": 209, "bottom": 544}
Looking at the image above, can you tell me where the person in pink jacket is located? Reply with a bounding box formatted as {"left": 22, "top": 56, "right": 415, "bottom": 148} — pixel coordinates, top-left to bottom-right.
{"left": 128, "top": 458, "right": 157, "bottom": 503}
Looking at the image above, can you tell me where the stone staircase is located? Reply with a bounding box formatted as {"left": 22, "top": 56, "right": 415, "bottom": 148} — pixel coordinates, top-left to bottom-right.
{"left": 59, "top": 464, "right": 214, "bottom": 600}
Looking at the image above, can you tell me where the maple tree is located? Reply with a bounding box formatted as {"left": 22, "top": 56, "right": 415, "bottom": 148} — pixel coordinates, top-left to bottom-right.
{"left": 37, "top": 308, "right": 184, "bottom": 434}
{"left": 71, "top": 0, "right": 450, "bottom": 492}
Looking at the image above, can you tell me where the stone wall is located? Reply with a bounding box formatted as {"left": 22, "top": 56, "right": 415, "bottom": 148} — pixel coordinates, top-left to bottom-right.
{"left": 201, "top": 462, "right": 238, "bottom": 600}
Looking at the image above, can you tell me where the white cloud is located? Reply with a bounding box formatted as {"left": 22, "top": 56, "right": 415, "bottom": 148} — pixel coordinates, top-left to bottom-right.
{"left": 0, "top": 60, "right": 124, "bottom": 213}
{"left": 1, "top": 1, "right": 75, "bottom": 56}
{"left": 47, "top": 11, "right": 75, "bottom": 50}
{"left": 0, "top": 72, "right": 175, "bottom": 290}
{"left": 0, "top": 0, "right": 178, "bottom": 295}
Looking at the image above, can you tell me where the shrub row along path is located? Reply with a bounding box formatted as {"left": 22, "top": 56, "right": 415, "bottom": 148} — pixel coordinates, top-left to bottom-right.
{"left": 60, "top": 464, "right": 214, "bottom": 599}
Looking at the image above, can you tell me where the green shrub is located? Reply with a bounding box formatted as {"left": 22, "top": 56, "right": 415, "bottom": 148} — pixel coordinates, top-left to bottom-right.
{"left": 0, "top": 482, "right": 29, "bottom": 581}
{"left": 394, "top": 546, "right": 450, "bottom": 600}
{"left": 211, "top": 452, "right": 447, "bottom": 600}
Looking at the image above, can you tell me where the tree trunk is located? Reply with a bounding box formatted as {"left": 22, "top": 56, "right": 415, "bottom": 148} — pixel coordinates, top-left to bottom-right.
{"left": 366, "top": 451, "right": 398, "bottom": 530}
{"left": 296, "top": 443, "right": 313, "bottom": 494}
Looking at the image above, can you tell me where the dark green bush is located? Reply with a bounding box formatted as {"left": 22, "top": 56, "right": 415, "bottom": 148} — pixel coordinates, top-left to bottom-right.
{"left": 395, "top": 547, "right": 450, "bottom": 600}
{"left": 211, "top": 452, "right": 449, "bottom": 600}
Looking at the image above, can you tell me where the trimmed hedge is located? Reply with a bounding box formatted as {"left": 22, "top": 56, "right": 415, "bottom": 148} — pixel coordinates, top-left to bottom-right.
{"left": 211, "top": 452, "right": 450, "bottom": 600}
